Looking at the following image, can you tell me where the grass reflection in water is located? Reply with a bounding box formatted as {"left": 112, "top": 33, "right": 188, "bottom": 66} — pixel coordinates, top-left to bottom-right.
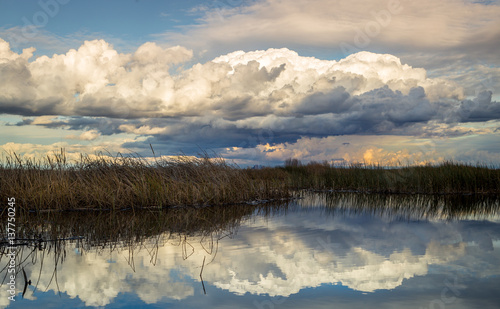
{"left": 0, "top": 192, "right": 498, "bottom": 305}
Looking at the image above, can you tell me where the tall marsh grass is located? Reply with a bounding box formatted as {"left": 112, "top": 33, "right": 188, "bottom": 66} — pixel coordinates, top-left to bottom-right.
{"left": 0, "top": 150, "right": 288, "bottom": 211}
{"left": 1, "top": 151, "right": 499, "bottom": 212}
{"left": 280, "top": 159, "right": 500, "bottom": 194}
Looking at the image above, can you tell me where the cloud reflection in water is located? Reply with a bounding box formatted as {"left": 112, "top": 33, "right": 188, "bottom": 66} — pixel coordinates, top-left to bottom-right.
{"left": 1, "top": 193, "right": 499, "bottom": 308}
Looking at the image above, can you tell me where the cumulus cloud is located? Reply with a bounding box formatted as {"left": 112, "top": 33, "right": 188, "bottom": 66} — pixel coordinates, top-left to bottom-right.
{"left": 402, "top": 52, "right": 500, "bottom": 98}
{"left": 65, "top": 129, "right": 101, "bottom": 141}
{"left": 161, "top": 0, "right": 500, "bottom": 97}
{"left": 213, "top": 49, "right": 465, "bottom": 100}
{"left": 0, "top": 38, "right": 193, "bottom": 117}
{"left": 0, "top": 37, "right": 465, "bottom": 120}
{"left": 2, "top": 37, "right": 499, "bottom": 163}
{"left": 458, "top": 91, "right": 500, "bottom": 121}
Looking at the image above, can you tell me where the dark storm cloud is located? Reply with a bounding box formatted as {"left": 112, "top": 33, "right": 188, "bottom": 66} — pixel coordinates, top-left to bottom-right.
{"left": 458, "top": 91, "right": 500, "bottom": 121}
{"left": 15, "top": 86, "right": 499, "bottom": 153}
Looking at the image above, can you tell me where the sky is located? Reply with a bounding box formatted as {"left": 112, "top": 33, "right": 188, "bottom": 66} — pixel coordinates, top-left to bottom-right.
{"left": 0, "top": 0, "right": 499, "bottom": 166}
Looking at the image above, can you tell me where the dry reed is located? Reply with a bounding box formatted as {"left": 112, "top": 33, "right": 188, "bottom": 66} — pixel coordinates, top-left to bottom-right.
{"left": 2, "top": 151, "right": 499, "bottom": 212}
{"left": 0, "top": 150, "right": 289, "bottom": 211}
{"left": 279, "top": 159, "right": 500, "bottom": 194}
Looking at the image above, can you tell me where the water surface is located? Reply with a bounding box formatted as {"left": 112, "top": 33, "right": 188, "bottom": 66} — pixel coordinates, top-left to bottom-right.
{"left": 1, "top": 193, "right": 500, "bottom": 308}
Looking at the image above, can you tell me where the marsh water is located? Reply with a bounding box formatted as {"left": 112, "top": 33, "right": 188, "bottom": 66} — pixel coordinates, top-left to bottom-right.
{"left": 1, "top": 192, "right": 500, "bottom": 308}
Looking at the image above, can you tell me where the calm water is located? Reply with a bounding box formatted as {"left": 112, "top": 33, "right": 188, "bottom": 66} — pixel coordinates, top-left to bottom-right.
{"left": 1, "top": 193, "right": 500, "bottom": 308}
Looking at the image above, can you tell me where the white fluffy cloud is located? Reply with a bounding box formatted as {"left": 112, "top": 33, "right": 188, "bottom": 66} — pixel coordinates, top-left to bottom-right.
{"left": 0, "top": 37, "right": 465, "bottom": 120}
{"left": 163, "top": 0, "right": 500, "bottom": 98}
{"left": 0, "top": 38, "right": 193, "bottom": 117}
{"left": 2, "top": 37, "right": 500, "bottom": 164}
{"left": 65, "top": 129, "right": 101, "bottom": 141}
{"left": 213, "top": 49, "right": 464, "bottom": 100}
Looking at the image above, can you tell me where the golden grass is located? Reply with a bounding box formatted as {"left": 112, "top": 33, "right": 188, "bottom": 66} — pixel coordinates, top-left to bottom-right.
{"left": 0, "top": 150, "right": 289, "bottom": 211}
{"left": 1, "top": 151, "right": 499, "bottom": 212}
